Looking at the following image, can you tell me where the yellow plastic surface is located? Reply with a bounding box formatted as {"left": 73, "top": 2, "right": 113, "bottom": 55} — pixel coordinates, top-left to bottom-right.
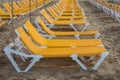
{"left": 25, "top": 20, "right": 102, "bottom": 47}
{"left": 17, "top": 27, "right": 106, "bottom": 57}
{"left": 47, "top": 8, "right": 86, "bottom": 20}
{"left": 36, "top": 16, "right": 98, "bottom": 36}
{"left": 41, "top": 9, "right": 88, "bottom": 25}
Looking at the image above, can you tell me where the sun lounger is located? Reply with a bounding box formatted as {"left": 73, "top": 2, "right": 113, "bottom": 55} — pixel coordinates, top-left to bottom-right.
{"left": 34, "top": 16, "right": 100, "bottom": 39}
{"left": 52, "top": 0, "right": 83, "bottom": 14}
{"left": 40, "top": 9, "right": 90, "bottom": 31}
{"left": 24, "top": 20, "right": 102, "bottom": 47}
{"left": 4, "top": 27, "right": 109, "bottom": 72}
{"left": 51, "top": 5, "right": 83, "bottom": 16}
{"left": 47, "top": 7, "right": 86, "bottom": 20}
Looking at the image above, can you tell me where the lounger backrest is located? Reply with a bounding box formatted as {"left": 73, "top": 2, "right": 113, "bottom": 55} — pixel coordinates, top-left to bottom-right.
{"left": 24, "top": 0, "right": 29, "bottom": 5}
{"left": 32, "top": 0, "right": 34, "bottom": 3}
{"left": 24, "top": 0, "right": 34, "bottom": 4}
{"left": 25, "top": 20, "right": 47, "bottom": 45}
{"left": 13, "top": 2, "right": 19, "bottom": 10}
{"left": 49, "top": 7, "right": 58, "bottom": 16}
{"left": 16, "top": 2, "right": 22, "bottom": 8}
{"left": 50, "top": 6, "right": 58, "bottom": 14}
{"left": 47, "top": 7, "right": 57, "bottom": 18}
{"left": 65, "top": 0, "right": 73, "bottom": 10}
{"left": 14, "top": 2, "right": 21, "bottom": 9}
{"left": 0, "top": 8, "right": 2, "bottom": 12}
{"left": 55, "top": 3, "right": 62, "bottom": 10}
{"left": 53, "top": 5, "right": 61, "bottom": 13}
{"left": 18, "top": 2, "right": 25, "bottom": 7}
{"left": 22, "top": 1, "right": 28, "bottom": 6}
{"left": 60, "top": 0, "right": 68, "bottom": 7}
{"left": 0, "top": 8, "right": 4, "bottom": 13}
{"left": 38, "top": 0, "right": 43, "bottom": 4}
{"left": 57, "top": 1, "right": 66, "bottom": 9}
{"left": 4, "top": 3, "right": 11, "bottom": 12}
{"left": 17, "top": 27, "right": 40, "bottom": 54}
{"left": 74, "top": 0, "right": 81, "bottom": 9}
{"left": 41, "top": 9, "right": 53, "bottom": 23}
{"left": 31, "top": 0, "right": 35, "bottom": 4}
{"left": 36, "top": 16, "right": 53, "bottom": 34}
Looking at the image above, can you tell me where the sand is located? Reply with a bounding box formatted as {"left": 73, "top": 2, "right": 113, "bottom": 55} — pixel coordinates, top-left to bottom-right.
{"left": 0, "top": 0, "right": 120, "bottom": 80}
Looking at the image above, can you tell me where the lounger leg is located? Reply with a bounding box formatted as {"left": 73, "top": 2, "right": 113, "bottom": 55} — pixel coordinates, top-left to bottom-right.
{"left": 117, "top": 18, "right": 120, "bottom": 23}
{"left": 27, "top": 13, "right": 30, "bottom": 16}
{"left": 40, "top": 33, "right": 56, "bottom": 39}
{"left": 70, "top": 54, "right": 88, "bottom": 71}
{"left": 8, "top": 18, "right": 13, "bottom": 24}
{"left": 74, "top": 34, "right": 80, "bottom": 39}
{"left": 48, "top": 35, "right": 56, "bottom": 39}
{"left": 17, "top": 14, "right": 23, "bottom": 21}
{"left": 114, "top": 13, "right": 120, "bottom": 23}
{"left": 4, "top": 47, "right": 43, "bottom": 72}
{"left": 114, "top": 17, "right": 119, "bottom": 22}
{"left": 48, "top": 24, "right": 54, "bottom": 29}
{"left": 102, "top": 7, "right": 106, "bottom": 13}
{"left": 92, "top": 52, "right": 109, "bottom": 71}
{"left": 24, "top": 57, "right": 41, "bottom": 72}
{"left": 16, "top": 46, "right": 27, "bottom": 62}
{"left": 81, "top": 23, "right": 90, "bottom": 31}
{"left": 41, "top": 17, "right": 48, "bottom": 24}
{"left": 14, "top": 37, "right": 29, "bottom": 62}
{"left": 34, "top": 20, "right": 43, "bottom": 32}
{"left": 94, "top": 33, "right": 101, "bottom": 39}
{"left": 69, "top": 24, "right": 77, "bottom": 32}
{"left": 116, "top": 14, "right": 120, "bottom": 23}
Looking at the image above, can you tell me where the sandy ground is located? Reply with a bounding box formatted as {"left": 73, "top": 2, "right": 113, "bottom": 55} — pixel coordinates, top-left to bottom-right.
{"left": 0, "top": 0, "right": 120, "bottom": 80}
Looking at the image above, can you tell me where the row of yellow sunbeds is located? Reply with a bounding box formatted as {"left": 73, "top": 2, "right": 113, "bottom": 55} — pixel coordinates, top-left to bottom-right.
{"left": 4, "top": 0, "right": 109, "bottom": 72}
{"left": 0, "top": 0, "right": 50, "bottom": 27}
{"left": 88, "top": 0, "right": 120, "bottom": 23}
{"left": 40, "top": 0, "right": 89, "bottom": 32}
{"left": 3, "top": 0, "right": 49, "bottom": 15}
